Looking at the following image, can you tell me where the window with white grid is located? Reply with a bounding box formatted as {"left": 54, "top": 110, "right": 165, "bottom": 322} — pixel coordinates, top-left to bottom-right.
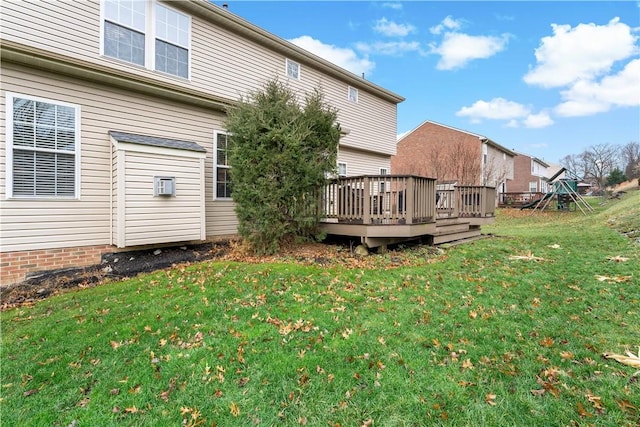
{"left": 7, "top": 93, "right": 80, "bottom": 198}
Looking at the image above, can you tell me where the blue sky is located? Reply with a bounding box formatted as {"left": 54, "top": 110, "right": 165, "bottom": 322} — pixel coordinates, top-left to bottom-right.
{"left": 220, "top": 1, "right": 639, "bottom": 163}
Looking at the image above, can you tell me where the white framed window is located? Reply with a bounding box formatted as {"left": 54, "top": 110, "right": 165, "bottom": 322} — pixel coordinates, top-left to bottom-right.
{"left": 102, "top": 0, "right": 191, "bottom": 79}
{"left": 337, "top": 162, "right": 347, "bottom": 177}
{"left": 379, "top": 168, "right": 388, "bottom": 192}
{"left": 286, "top": 58, "right": 300, "bottom": 80}
{"left": 529, "top": 181, "right": 537, "bottom": 192}
{"left": 6, "top": 93, "right": 81, "bottom": 199}
{"left": 348, "top": 86, "right": 358, "bottom": 103}
{"left": 214, "top": 131, "right": 232, "bottom": 199}
{"left": 154, "top": 2, "right": 190, "bottom": 78}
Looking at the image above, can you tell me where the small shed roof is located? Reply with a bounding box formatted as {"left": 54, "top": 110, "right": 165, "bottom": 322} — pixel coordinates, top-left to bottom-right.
{"left": 109, "top": 131, "right": 206, "bottom": 153}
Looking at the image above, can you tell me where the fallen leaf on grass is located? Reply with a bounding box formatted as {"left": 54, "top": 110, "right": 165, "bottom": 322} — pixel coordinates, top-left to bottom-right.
{"left": 485, "top": 394, "right": 497, "bottom": 406}
{"left": 23, "top": 389, "right": 38, "bottom": 397}
{"left": 595, "top": 275, "right": 632, "bottom": 283}
{"left": 508, "top": 252, "right": 545, "bottom": 262}
{"left": 230, "top": 402, "right": 240, "bottom": 417}
{"left": 616, "top": 399, "right": 638, "bottom": 415}
{"left": 548, "top": 244, "right": 561, "bottom": 249}
{"left": 577, "top": 402, "right": 593, "bottom": 418}
{"left": 607, "top": 255, "right": 629, "bottom": 262}
{"left": 602, "top": 347, "right": 640, "bottom": 369}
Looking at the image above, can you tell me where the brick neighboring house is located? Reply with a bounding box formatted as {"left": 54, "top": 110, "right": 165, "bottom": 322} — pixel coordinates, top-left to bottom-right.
{"left": 391, "top": 120, "right": 515, "bottom": 195}
{"left": 510, "top": 151, "right": 551, "bottom": 193}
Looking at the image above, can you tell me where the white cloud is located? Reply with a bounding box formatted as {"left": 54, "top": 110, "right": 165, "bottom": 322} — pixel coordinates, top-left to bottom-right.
{"left": 288, "top": 35, "right": 375, "bottom": 76}
{"left": 430, "top": 16, "right": 462, "bottom": 35}
{"left": 382, "top": 2, "right": 402, "bottom": 10}
{"left": 523, "top": 111, "right": 554, "bottom": 128}
{"left": 524, "top": 17, "right": 638, "bottom": 88}
{"left": 356, "top": 40, "right": 423, "bottom": 56}
{"left": 430, "top": 32, "right": 510, "bottom": 70}
{"left": 555, "top": 58, "right": 640, "bottom": 116}
{"left": 373, "top": 17, "right": 416, "bottom": 37}
{"left": 456, "top": 98, "right": 531, "bottom": 121}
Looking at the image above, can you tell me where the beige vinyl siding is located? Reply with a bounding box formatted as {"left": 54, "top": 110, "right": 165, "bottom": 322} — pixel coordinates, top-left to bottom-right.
{"left": 2, "top": 0, "right": 399, "bottom": 158}
{"left": 1, "top": 63, "right": 237, "bottom": 252}
{"left": 116, "top": 150, "right": 204, "bottom": 247}
{"left": 337, "top": 147, "right": 391, "bottom": 177}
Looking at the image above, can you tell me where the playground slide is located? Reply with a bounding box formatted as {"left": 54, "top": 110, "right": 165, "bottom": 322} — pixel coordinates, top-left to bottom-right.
{"left": 520, "top": 192, "right": 553, "bottom": 210}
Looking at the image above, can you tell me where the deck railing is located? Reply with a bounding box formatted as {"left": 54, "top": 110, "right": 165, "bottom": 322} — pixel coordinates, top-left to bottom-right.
{"left": 436, "top": 189, "right": 456, "bottom": 218}
{"left": 321, "top": 175, "right": 437, "bottom": 225}
{"left": 456, "top": 186, "right": 496, "bottom": 217}
{"left": 498, "top": 192, "right": 544, "bottom": 207}
{"left": 321, "top": 177, "right": 495, "bottom": 224}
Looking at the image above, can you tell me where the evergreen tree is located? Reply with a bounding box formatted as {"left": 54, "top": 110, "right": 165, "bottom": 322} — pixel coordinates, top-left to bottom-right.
{"left": 225, "top": 80, "right": 340, "bottom": 254}
{"left": 605, "top": 167, "right": 628, "bottom": 187}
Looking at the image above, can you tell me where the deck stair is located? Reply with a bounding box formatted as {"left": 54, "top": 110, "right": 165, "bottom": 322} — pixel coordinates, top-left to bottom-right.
{"left": 432, "top": 219, "right": 481, "bottom": 245}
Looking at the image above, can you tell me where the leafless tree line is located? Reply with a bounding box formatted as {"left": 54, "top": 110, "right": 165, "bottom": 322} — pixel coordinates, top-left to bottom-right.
{"left": 560, "top": 142, "right": 640, "bottom": 189}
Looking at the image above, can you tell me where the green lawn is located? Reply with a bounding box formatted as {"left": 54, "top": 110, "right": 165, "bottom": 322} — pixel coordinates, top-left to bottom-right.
{"left": 2, "top": 192, "right": 639, "bottom": 426}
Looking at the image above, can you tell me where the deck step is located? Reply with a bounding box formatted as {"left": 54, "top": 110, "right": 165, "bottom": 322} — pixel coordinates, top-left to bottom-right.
{"left": 434, "top": 222, "right": 471, "bottom": 235}
{"left": 432, "top": 229, "right": 481, "bottom": 245}
{"left": 438, "top": 234, "right": 490, "bottom": 247}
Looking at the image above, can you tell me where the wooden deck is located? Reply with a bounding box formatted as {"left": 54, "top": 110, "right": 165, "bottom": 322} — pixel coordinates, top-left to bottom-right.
{"left": 319, "top": 175, "right": 496, "bottom": 248}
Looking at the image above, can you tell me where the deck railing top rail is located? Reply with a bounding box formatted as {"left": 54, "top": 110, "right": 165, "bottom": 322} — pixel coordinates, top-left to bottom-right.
{"left": 321, "top": 175, "right": 436, "bottom": 225}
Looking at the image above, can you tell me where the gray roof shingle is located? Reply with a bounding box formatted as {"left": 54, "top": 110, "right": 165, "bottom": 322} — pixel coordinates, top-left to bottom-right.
{"left": 109, "top": 131, "right": 206, "bottom": 153}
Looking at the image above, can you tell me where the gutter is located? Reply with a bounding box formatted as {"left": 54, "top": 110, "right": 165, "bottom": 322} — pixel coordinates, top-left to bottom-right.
{"left": 0, "top": 40, "right": 233, "bottom": 112}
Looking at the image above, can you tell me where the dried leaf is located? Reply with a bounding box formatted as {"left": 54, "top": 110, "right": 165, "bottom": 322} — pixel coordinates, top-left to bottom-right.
{"left": 23, "top": 388, "right": 38, "bottom": 397}
{"left": 230, "top": 402, "right": 240, "bottom": 417}
{"left": 577, "top": 402, "right": 592, "bottom": 418}
{"left": 595, "top": 275, "right": 632, "bottom": 283}
{"left": 616, "top": 399, "right": 638, "bottom": 414}
{"left": 508, "top": 251, "right": 545, "bottom": 262}
{"left": 485, "top": 393, "right": 497, "bottom": 406}
{"left": 602, "top": 347, "right": 640, "bottom": 369}
{"left": 607, "top": 255, "right": 629, "bottom": 262}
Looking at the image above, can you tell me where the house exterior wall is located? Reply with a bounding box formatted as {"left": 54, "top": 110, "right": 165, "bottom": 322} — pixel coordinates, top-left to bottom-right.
{"left": 510, "top": 154, "right": 549, "bottom": 193}
{"left": 338, "top": 147, "right": 391, "bottom": 177}
{"left": 0, "top": 0, "right": 399, "bottom": 156}
{"left": 391, "top": 121, "right": 483, "bottom": 184}
{"left": 0, "top": 0, "right": 403, "bottom": 284}
{"left": 113, "top": 143, "right": 206, "bottom": 247}
{"left": 392, "top": 121, "right": 514, "bottom": 190}
{"left": 483, "top": 144, "right": 514, "bottom": 188}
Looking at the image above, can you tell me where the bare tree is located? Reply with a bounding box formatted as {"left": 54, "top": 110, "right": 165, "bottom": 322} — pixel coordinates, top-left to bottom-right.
{"left": 582, "top": 143, "right": 619, "bottom": 189}
{"left": 621, "top": 141, "right": 640, "bottom": 180}
{"left": 482, "top": 155, "right": 512, "bottom": 188}
{"left": 560, "top": 153, "right": 590, "bottom": 180}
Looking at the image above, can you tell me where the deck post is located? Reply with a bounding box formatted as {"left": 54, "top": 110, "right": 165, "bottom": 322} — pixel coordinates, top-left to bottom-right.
{"left": 453, "top": 186, "right": 460, "bottom": 217}
{"left": 406, "top": 176, "right": 414, "bottom": 224}
{"left": 363, "top": 176, "right": 371, "bottom": 224}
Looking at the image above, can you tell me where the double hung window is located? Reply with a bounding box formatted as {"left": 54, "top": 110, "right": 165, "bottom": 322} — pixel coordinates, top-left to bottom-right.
{"left": 7, "top": 93, "right": 80, "bottom": 198}
{"left": 214, "top": 131, "right": 232, "bottom": 199}
{"left": 103, "top": 0, "right": 191, "bottom": 79}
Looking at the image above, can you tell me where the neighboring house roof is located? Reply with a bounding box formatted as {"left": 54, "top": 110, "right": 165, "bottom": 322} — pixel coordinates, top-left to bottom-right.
{"left": 511, "top": 150, "right": 550, "bottom": 168}
{"left": 545, "top": 162, "right": 566, "bottom": 181}
{"left": 109, "top": 131, "right": 207, "bottom": 153}
{"left": 398, "top": 120, "right": 515, "bottom": 157}
{"left": 545, "top": 167, "right": 567, "bottom": 183}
